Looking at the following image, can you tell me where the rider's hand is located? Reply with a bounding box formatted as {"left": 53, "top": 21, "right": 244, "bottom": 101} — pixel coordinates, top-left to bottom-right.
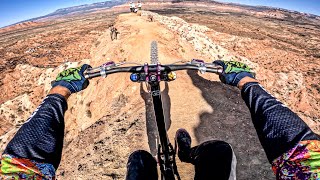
{"left": 213, "top": 60, "right": 255, "bottom": 87}
{"left": 51, "top": 64, "right": 91, "bottom": 93}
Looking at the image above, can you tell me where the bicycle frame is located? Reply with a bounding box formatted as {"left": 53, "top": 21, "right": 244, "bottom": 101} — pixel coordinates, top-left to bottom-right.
{"left": 149, "top": 81, "right": 180, "bottom": 180}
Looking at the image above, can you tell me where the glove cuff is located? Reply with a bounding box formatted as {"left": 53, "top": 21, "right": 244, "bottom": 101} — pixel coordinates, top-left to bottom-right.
{"left": 52, "top": 81, "right": 77, "bottom": 93}
{"left": 233, "top": 72, "right": 255, "bottom": 87}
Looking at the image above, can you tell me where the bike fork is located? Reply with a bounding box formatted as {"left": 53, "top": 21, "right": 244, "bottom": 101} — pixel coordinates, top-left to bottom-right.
{"left": 151, "top": 83, "right": 180, "bottom": 180}
{"left": 158, "top": 144, "right": 181, "bottom": 180}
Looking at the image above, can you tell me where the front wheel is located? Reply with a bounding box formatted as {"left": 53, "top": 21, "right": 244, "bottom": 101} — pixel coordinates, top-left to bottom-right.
{"left": 151, "top": 41, "right": 159, "bottom": 64}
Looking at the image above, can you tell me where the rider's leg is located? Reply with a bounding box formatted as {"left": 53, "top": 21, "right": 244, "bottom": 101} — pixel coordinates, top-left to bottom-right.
{"left": 126, "top": 150, "right": 158, "bottom": 180}
{"left": 191, "top": 141, "right": 236, "bottom": 180}
{"left": 176, "top": 129, "right": 236, "bottom": 180}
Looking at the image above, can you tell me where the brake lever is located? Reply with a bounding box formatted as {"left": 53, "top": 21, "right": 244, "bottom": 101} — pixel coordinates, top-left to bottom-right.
{"left": 84, "top": 61, "right": 116, "bottom": 79}
{"left": 191, "top": 59, "right": 205, "bottom": 65}
{"left": 206, "top": 63, "right": 224, "bottom": 74}
{"left": 190, "top": 59, "right": 223, "bottom": 74}
{"left": 189, "top": 59, "right": 205, "bottom": 74}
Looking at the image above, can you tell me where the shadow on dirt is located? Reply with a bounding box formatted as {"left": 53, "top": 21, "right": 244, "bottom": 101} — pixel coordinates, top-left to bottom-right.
{"left": 140, "top": 82, "right": 172, "bottom": 156}
{"left": 187, "top": 70, "right": 274, "bottom": 179}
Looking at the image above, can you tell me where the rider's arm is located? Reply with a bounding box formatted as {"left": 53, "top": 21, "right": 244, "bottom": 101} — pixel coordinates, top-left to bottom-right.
{"left": 213, "top": 59, "right": 320, "bottom": 178}
{"left": 48, "top": 85, "right": 71, "bottom": 99}
{"left": 240, "top": 77, "right": 320, "bottom": 178}
{"left": 0, "top": 86, "right": 69, "bottom": 179}
{"left": 0, "top": 64, "right": 89, "bottom": 179}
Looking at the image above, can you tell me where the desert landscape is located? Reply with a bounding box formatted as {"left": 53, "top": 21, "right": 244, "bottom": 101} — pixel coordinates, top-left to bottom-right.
{"left": 0, "top": 1, "right": 319, "bottom": 179}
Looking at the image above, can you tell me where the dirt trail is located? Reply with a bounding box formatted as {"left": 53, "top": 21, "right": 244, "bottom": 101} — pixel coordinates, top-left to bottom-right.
{"left": 54, "top": 13, "right": 274, "bottom": 179}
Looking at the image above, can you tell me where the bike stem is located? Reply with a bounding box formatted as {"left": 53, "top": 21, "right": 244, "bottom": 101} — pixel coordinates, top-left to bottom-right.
{"left": 150, "top": 82, "right": 178, "bottom": 179}
{"left": 150, "top": 83, "right": 170, "bottom": 159}
{"left": 144, "top": 61, "right": 180, "bottom": 179}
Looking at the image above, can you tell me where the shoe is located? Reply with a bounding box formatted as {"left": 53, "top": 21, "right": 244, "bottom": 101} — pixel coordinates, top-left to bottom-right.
{"left": 175, "top": 128, "right": 192, "bottom": 163}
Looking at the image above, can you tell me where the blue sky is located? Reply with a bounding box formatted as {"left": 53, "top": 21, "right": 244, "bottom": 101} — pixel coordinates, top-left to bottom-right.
{"left": 0, "top": 0, "right": 107, "bottom": 28}
{"left": 1, "top": 0, "right": 319, "bottom": 28}
{"left": 217, "top": 0, "right": 320, "bottom": 15}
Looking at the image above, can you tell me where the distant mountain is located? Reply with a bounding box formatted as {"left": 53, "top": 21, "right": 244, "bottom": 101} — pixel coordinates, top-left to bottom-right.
{"left": 7, "top": 0, "right": 320, "bottom": 27}
{"left": 208, "top": 0, "right": 320, "bottom": 19}
{"left": 24, "top": 0, "right": 127, "bottom": 22}
{"left": 168, "top": 0, "right": 320, "bottom": 18}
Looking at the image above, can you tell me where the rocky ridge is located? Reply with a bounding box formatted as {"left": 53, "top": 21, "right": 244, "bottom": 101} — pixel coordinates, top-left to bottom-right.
{"left": 141, "top": 11, "right": 318, "bottom": 129}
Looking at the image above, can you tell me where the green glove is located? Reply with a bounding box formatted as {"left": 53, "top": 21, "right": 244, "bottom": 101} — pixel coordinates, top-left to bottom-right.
{"left": 52, "top": 64, "right": 91, "bottom": 93}
{"left": 213, "top": 60, "right": 255, "bottom": 86}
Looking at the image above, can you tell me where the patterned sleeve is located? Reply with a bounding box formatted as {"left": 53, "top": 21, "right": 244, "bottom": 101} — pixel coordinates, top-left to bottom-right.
{"left": 241, "top": 82, "right": 320, "bottom": 179}
{"left": 0, "top": 94, "right": 68, "bottom": 179}
{"left": 0, "top": 154, "right": 55, "bottom": 179}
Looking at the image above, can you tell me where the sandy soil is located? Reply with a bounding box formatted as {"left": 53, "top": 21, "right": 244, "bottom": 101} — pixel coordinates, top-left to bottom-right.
{"left": 146, "top": 4, "right": 320, "bottom": 130}
{"left": 0, "top": 11, "right": 120, "bottom": 136}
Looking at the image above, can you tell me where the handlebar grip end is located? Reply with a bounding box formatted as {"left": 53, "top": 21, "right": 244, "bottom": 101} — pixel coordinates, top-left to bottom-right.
{"left": 251, "top": 72, "right": 257, "bottom": 78}
{"left": 50, "top": 80, "right": 55, "bottom": 87}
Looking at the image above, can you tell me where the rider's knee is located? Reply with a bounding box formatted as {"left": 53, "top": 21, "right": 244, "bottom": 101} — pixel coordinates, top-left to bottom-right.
{"left": 128, "top": 150, "right": 155, "bottom": 164}
{"left": 196, "top": 140, "right": 233, "bottom": 156}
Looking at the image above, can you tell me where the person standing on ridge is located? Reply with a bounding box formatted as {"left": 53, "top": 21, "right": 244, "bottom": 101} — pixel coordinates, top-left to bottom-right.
{"left": 130, "top": 2, "right": 136, "bottom": 13}
{"left": 110, "top": 25, "right": 119, "bottom": 41}
{"left": 138, "top": 1, "right": 142, "bottom": 10}
{"left": 0, "top": 60, "right": 319, "bottom": 179}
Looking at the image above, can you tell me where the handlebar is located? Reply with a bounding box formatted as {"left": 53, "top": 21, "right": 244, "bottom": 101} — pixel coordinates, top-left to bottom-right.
{"left": 84, "top": 60, "right": 223, "bottom": 83}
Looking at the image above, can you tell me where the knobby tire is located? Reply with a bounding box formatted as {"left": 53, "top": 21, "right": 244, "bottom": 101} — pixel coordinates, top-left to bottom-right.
{"left": 151, "top": 41, "right": 159, "bottom": 64}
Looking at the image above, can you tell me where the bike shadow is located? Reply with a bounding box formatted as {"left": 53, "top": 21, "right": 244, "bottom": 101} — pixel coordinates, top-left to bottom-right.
{"left": 187, "top": 70, "right": 274, "bottom": 179}
{"left": 140, "top": 82, "right": 172, "bottom": 156}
